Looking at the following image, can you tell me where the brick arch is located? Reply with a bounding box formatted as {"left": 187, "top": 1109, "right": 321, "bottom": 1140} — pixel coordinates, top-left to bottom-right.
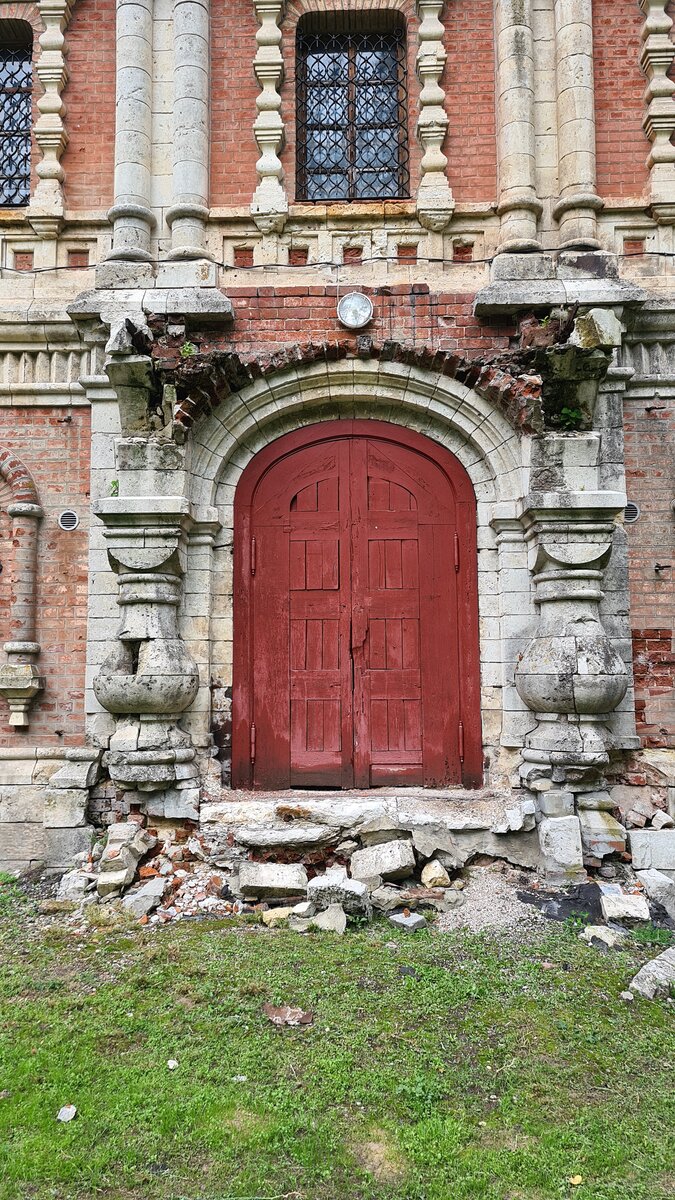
{"left": 0, "top": 447, "right": 40, "bottom": 506}
{"left": 281, "top": 0, "right": 422, "bottom": 201}
{"left": 173, "top": 338, "right": 543, "bottom": 439}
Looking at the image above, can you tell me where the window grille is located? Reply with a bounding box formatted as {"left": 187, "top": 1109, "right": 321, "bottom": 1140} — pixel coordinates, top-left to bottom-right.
{"left": 296, "top": 18, "right": 409, "bottom": 203}
{"left": 0, "top": 25, "right": 32, "bottom": 208}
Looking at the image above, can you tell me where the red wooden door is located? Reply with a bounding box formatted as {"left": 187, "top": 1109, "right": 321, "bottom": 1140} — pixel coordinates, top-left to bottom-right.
{"left": 232, "top": 422, "right": 481, "bottom": 789}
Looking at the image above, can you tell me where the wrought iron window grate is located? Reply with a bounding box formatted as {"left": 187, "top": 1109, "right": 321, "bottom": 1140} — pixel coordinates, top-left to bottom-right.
{"left": 296, "top": 26, "right": 409, "bottom": 203}
{"left": 0, "top": 46, "right": 31, "bottom": 207}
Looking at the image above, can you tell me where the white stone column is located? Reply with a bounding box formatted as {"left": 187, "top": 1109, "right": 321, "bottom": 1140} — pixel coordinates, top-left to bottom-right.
{"left": 28, "top": 0, "right": 73, "bottom": 240}
{"left": 639, "top": 0, "right": 675, "bottom": 224}
{"left": 494, "top": 0, "right": 541, "bottom": 252}
{"left": 415, "top": 0, "right": 454, "bottom": 232}
{"left": 166, "top": 0, "right": 212, "bottom": 258}
{"left": 251, "top": 0, "right": 288, "bottom": 234}
{"left": 107, "top": 0, "right": 156, "bottom": 261}
{"left": 552, "top": 0, "right": 602, "bottom": 248}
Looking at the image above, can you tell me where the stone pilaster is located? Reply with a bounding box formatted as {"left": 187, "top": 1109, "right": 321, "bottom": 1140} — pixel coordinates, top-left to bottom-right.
{"left": 638, "top": 0, "right": 675, "bottom": 225}
{"left": 494, "top": 0, "right": 542, "bottom": 252}
{"left": 106, "top": 0, "right": 156, "bottom": 261}
{"left": 28, "top": 0, "right": 73, "bottom": 240}
{"left": 415, "top": 0, "right": 454, "bottom": 232}
{"left": 251, "top": 0, "right": 288, "bottom": 235}
{"left": 93, "top": 491, "right": 202, "bottom": 820}
{"left": 166, "top": 0, "right": 212, "bottom": 259}
{"left": 551, "top": 0, "right": 602, "bottom": 248}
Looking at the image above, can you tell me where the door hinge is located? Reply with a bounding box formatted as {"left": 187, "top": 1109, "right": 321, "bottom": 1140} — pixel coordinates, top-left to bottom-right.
{"left": 454, "top": 531, "right": 460, "bottom": 573}
{"left": 251, "top": 536, "right": 257, "bottom": 576}
{"left": 458, "top": 720, "right": 465, "bottom": 763}
{"left": 250, "top": 722, "right": 256, "bottom": 763}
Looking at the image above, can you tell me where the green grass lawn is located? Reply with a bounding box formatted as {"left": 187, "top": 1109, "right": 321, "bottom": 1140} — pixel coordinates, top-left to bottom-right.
{"left": 0, "top": 877, "right": 673, "bottom": 1200}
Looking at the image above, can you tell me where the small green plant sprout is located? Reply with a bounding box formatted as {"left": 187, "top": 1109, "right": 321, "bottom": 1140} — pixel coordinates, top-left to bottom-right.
{"left": 109, "top": 479, "right": 119, "bottom": 496}
{"left": 559, "top": 406, "right": 583, "bottom": 430}
{"left": 180, "top": 340, "right": 197, "bottom": 358}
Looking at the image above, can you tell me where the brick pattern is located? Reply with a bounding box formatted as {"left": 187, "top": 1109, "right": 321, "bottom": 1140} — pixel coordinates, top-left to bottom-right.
{"left": 594, "top": 0, "right": 649, "bottom": 202}
{"left": 61, "top": 0, "right": 116, "bottom": 210}
{"left": 0, "top": 408, "right": 91, "bottom": 746}
{"left": 624, "top": 395, "right": 675, "bottom": 748}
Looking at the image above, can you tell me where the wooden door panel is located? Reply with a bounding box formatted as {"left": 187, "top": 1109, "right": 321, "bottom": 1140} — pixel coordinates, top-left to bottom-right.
{"left": 233, "top": 421, "right": 482, "bottom": 790}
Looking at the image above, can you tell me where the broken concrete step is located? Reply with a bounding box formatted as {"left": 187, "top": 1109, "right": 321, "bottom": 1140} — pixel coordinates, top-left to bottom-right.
{"left": 238, "top": 861, "right": 308, "bottom": 899}
{"left": 350, "top": 839, "right": 416, "bottom": 883}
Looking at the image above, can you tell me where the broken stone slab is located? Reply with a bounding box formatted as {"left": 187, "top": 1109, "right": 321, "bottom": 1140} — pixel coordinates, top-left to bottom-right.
{"left": 238, "top": 861, "right": 308, "bottom": 899}
{"left": 491, "top": 798, "right": 537, "bottom": 834}
{"left": 98, "top": 866, "right": 136, "bottom": 899}
{"left": 599, "top": 883, "right": 650, "bottom": 925}
{"left": 388, "top": 911, "right": 427, "bottom": 932}
{"left": 628, "top": 830, "right": 675, "bottom": 871}
{"left": 97, "top": 823, "right": 158, "bottom": 898}
{"left": 56, "top": 869, "right": 90, "bottom": 902}
{"left": 122, "top": 877, "right": 168, "bottom": 920}
{"left": 420, "top": 859, "right": 450, "bottom": 888}
{"left": 652, "top": 810, "right": 675, "bottom": 831}
{"left": 538, "top": 816, "right": 585, "bottom": 882}
{"left": 229, "top": 823, "right": 336, "bottom": 849}
{"left": 370, "top": 885, "right": 403, "bottom": 913}
{"left": 306, "top": 866, "right": 371, "bottom": 917}
{"left": 310, "top": 904, "right": 347, "bottom": 935}
{"left": 576, "top": 790, "right": 614, "bottom": 811}
{"left": 538, "top": 790, "right": 575, "bottom": 818}
{"left": 358, "top": 815, "right": 407, "bottom": 845}
{"left": 292, "top": 900, "right": 316, "bottom": 919}
{"left": 261, "top": 906, "right": 295, "bottom": 928}
{"left": 636, "top": 868, "right": 675, "bottom": 920}
{"left": 610, "top": 786, "right": 657, "bottom": 824}
{"left": 579, "top": 925, "right": 626, "bottom": 951}
{"left": 436, "top": 829, "right": 543, "bottom": 872}
{"left": 350, "top": 839, "right": 416, "bottom": 882}
{"left": 629, "top": 947, "right": 675, "bottom": 1000}
{"left": 579, "top": 810, "right": 626, "bottom": 859}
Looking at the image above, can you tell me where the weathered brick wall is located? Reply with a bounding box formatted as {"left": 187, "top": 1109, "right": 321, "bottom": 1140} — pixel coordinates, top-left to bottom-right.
{"left": 0, "top": 408, "right": 91, "bottom": 746}
{"left": 623, "top": 397, "right": 675, "bottom": 748}
{"left": 210, "top": 0, "right": 496, "bottom": 208}
{"left": 593, "top": 0, "right": 649, "bottom": 203}
{"left": 61, "top": 0, "right": 116, "bottom": 210}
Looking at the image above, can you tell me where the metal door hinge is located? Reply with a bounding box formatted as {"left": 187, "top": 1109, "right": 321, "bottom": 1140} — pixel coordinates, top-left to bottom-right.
{"left": 250, "top": 722, "right": 256, "bottom": 763}
{"left": 251, "top": 536, "right": 257, "bottom": 576}
{"left": 458, "top": 720, "right": 464, "bottom": 763}
{"left": 454, "top": 531, "right": 460, "bottom": 573}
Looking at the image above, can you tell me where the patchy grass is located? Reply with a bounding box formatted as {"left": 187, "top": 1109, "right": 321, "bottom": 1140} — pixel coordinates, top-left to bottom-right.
{"left": 0, "top": 889, "right": 673, "bottom": 1200}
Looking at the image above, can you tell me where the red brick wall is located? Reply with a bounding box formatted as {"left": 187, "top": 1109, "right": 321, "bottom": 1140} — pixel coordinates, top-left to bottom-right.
{"left": 210, "top": 0, "right": 497, "bottom": 208}
{"left": 623, "top": 397, "right": 675, "bottom": 748}
{"left": 594, "top": 0, "right": 649, "bottom": 202}
{"left": 61, "top": 0, "right": 116, "bottom": 210}
{"left": 0, "top": 408, "right": 91, "bottom": 746}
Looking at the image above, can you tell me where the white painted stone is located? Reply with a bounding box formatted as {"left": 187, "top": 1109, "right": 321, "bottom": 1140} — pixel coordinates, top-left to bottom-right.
{"left": 350, "top": 839, "right": 416, "bottom": 882}
{"left": 238, "top": 861, "right": 308, "bottom": 899}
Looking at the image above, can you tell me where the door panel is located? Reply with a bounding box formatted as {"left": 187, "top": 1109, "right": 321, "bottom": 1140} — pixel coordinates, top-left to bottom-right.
{"left": 232, "top": 421, "right": 481, "bottom": 790}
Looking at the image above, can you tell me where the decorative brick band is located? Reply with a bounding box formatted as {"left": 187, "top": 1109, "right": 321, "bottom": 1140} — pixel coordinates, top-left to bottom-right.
{"left": 161, "top": 338, "right": 543, "bottom": 437}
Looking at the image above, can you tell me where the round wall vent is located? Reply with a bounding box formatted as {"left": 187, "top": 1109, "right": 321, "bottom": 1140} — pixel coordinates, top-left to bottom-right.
{"left": 58, "top": 509, "right": 79, "bottom": 531}
{"left": 624, "top": 502, "right": 640, "bottom": 524}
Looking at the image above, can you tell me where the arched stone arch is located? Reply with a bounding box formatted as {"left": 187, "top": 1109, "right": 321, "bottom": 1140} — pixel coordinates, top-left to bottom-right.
{"left": 182, "top": 359, "right": 534, "bottom": 786}
{"left": 0, "top": 448, "right": 43, "bottom": 727}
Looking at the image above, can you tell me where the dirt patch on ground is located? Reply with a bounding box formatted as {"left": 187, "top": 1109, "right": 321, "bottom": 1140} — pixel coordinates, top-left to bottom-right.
{"left": 352, "top": 1127, "right": 407, "bottom": 1183}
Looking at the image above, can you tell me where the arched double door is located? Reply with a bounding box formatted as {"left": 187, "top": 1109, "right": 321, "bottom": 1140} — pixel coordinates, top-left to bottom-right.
{"left": 232, "top": 421, "right": 482, "bottom": 789}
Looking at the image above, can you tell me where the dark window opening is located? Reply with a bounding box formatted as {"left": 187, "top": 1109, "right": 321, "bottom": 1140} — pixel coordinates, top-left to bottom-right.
{"left": 0, "top": 20, "right": 32, "bottom": 208}
{"left": 296, "top": 12, "right": 409, "bottom": 203}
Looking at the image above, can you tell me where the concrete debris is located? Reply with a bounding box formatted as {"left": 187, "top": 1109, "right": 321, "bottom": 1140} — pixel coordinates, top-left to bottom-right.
{"left": 350, "top": 839, "right": 416, "bottom": 882}
{"left": 238, "top": 861, "right": 308, "bottom": 899}
{"left": 599, "top": 883, "right": 650, "bottom": 925}
{"left": 538, "top": 816, "right": 585, "bottom": 881}
{"left": 579, "top": 925, "right": 626, "bottom": 951}
{"left": 261, "top": 906, "right": 294, "bottom": 928}
{"left": 57, "top": 869, "right": 90, "bottom": 901}
{"left": 310, "top": 904, "right": 347, "bottom": 934}
{"left": 538, "top": 791, "right": 575, "bottom": 817}
{"left": 491, "top": 798, "right": 537, "bottom": 834}
{"left": 629, "top": 947, "right": 675, "bottom": 1000}
{"left": 122, "top": 876, "right": 168, "bottom": 919}
{"left": 370, "top": 885, "right": 404, "bottom": 913}
{"left": 306, "top": 866, "right": 372, "bottom": 917}
{"left": 167, "top": 1059, "right": 179, "bottom": 1070}
{"left": 97, "top": 823, "right": 157, "bottom": 898}
{"left": 263, "top": 1003, "right": 313, "bottom": 1027}
{"left": 578, "top": 810, "right": 627, "bottom": 859}
{"left": 628, "top": 830, "right": 675, "bottom": 871}
{"left": 652, "top": 810, "right": 674, "bottom": 830}
{"left": 388, "top": 911, "right": 427, "bottom": 932}
{"left": 292, "top": 900, "right": 316, "bottom": 918}
{"left": 619, "top": 990, "right": 635, "bottom": 1003}
{"left": 636, "top": 868, "right": 675, "bottom": 920}
{"left": 420, "top": 859, "right": 451, "bottom": 888}
{"left": 56, "top": 1104, "right": 77, "bottom": 1123}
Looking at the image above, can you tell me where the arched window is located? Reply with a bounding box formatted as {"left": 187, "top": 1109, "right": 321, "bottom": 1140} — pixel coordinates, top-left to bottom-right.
{"left": 0, "top": 20, "right": 32, "bottom": 207}
{"left": 296, "top": 11, "right": 409, "bottom": 203}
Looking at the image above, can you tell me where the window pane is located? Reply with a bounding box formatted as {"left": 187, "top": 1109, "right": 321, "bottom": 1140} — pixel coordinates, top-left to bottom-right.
{"left": 355, "top": 48, "right": 399, "bottom": 83}
{"left": 305, "top": 86, "right": 348, "bottom": 128}
{"left": 356, "top": 128, "right": 399, "bottom": 170}
{"left": 355, "top": 170, "right": 400, "bottom": 200}
{"left": 306, "top": 129, "right": 348, "bottom": 171}
{"left": 305, "top": 50, "right": 348, "bottom": 83}
{"left": 355, "top": 84, "right": 399, "bottom": 127}
{"left": 306, "top": 171, "right": 350, "bottom": 201}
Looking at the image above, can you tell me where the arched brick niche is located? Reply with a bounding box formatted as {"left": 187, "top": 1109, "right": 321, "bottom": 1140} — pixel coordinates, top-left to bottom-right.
{"left": 0, "top": 447, "right": 43, "bottom": 728}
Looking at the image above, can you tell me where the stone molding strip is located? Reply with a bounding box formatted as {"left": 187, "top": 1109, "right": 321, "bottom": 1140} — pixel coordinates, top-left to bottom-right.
{"left": 28, "top": 0, "right": 73, "bottom": 240}
{"left": 638, "top": 0, "right": 675, "bottom": 225}
{"left": 415, "top": 0, "right": 454, "bottom": 232}
{"left": 0, "top": 448, "right": 44, "bottom": 727}
{"left": 251, "top": 0, "right": 289, "bottom": 234}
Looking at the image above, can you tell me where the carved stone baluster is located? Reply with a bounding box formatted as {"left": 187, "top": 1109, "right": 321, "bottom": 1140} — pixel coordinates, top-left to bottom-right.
{"left": 251, "top": 0, "right": 288, "bottom": 235}
{"left": 28, "top": 0, "right": 73, "bottom": 240}
{"left": 415, "top": 0, "right": 454, "bottom": 232}
{"left": 0, "top": 451, "right": 44, "bottom": 727}
{"left": 639, "top": 0, "right": 675, "bottom": 224}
